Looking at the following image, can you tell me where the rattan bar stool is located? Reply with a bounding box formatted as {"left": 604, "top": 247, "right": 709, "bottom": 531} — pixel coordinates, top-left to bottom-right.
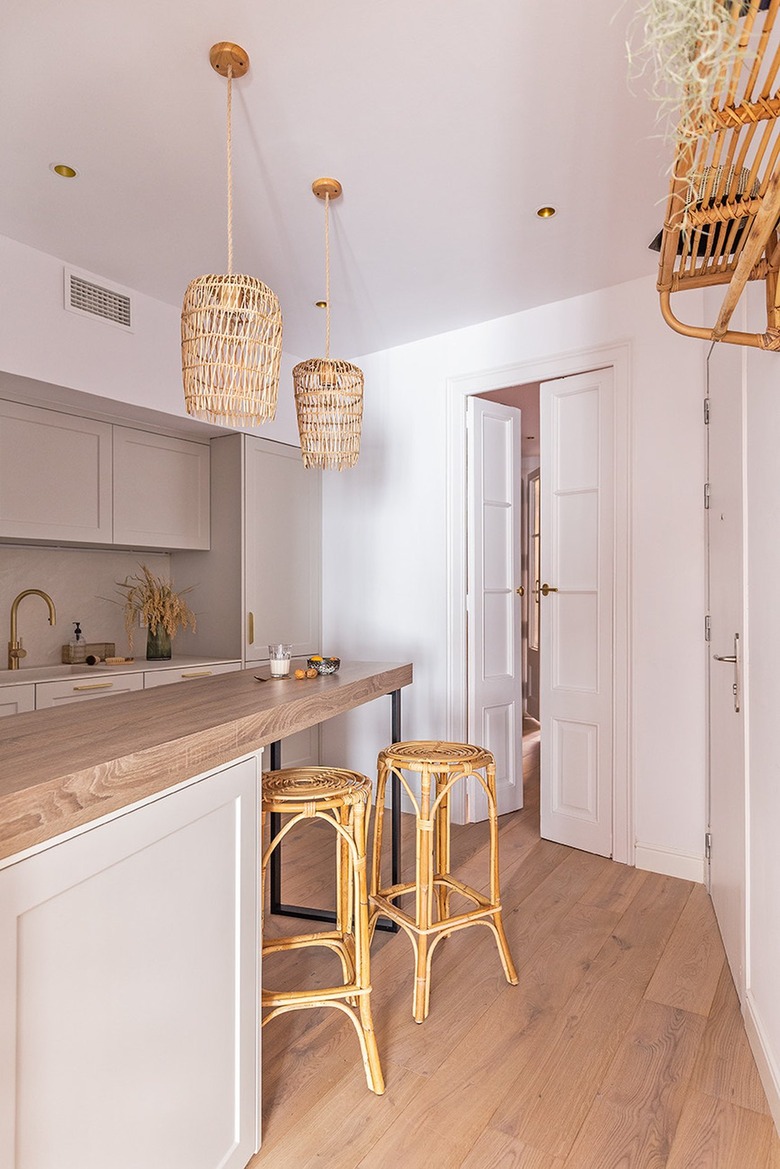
{"left": 261, "top": 766, "right": 384, "bottom": 1095}
{"left": 369, "top": 741, "right": 518, "bottom": 1023}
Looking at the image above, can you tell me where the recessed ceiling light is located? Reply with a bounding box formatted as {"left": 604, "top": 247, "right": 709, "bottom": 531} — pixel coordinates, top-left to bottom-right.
{"left": 536, "top": 205, "right": 556, "bottom": 219}
{"left": 51, "top": 163, "right": 78, "bottom": 179}
{"left": 315, "top": 300, "right": 327, "bottom": 309}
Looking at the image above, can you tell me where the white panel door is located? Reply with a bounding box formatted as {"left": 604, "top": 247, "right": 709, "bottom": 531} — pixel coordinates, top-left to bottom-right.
{"left": 540, "top": 370, "right": 614, "bottom": 856}
{"left": 706, "top": 342, "right": 746, "bottom": 996}
{"left": 467, "top": 395, "right": 523, "bottom": 818}
{"left": 0, "top": 756, "right": 260, "bottom": 1169}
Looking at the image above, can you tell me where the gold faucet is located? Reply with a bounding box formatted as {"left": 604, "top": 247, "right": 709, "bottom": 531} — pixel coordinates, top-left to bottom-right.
{"left": 8, "top": 589, "right": 57, "bottom": 670}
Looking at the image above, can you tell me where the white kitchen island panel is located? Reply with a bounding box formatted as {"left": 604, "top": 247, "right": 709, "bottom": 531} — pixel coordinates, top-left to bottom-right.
{"left": 0, "top": 753, "right": 260, "bottom": 1169}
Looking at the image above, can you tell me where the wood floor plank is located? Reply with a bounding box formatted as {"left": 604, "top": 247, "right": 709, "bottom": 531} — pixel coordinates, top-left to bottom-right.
{"left": 350, "top": 891, "right": 627, "bottom": 1166}
{"left": 690, "top": 961, "right": 772, "bottom": 1115}
{"left": 489, "top": 871, "right": 693, "bottom": 1160}
{"left": 378, "top": 841, "right": 608, "bottom": 1075}
{"left": 644, "top": 883, "right": 724, "bottom": 1017}
{"left": 459, "top": 1128, "right": 565, "bottom": 1169}
{"left": 249, "top": 1063, "right": 425, "bottom": 1168}
{"left": 578, "top": 858, "right": 647, "bottom": 916}
{"left": 769, "top": 1126, "right": 780, "bottom": 1168}
{"left": 564, "top": 1000, "right": 706, "bottom": 1168}
{"left": 665, "top": 1089, "right": 776, "bottom": 1169}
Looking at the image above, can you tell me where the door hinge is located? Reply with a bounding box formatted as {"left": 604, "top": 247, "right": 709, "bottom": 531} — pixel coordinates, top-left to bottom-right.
{"left": 704, "top": 482, "right": 711, "bottom": 510}
{"left": 705, "top": 614, "right": 711, "bottom": 642}
{"left": 705, "top": 831, "right": 713, "bottom": 861}
{"left": 704, "top": 398, "right": 710, "bottom": 425}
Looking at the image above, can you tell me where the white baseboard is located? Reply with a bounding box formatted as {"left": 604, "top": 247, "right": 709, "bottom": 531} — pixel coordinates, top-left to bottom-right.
{"left": 744, "top": 990, "right": 780, "bottom": 1133}
{"left": 634, "top": 842, "right": 706, "bottom": 884}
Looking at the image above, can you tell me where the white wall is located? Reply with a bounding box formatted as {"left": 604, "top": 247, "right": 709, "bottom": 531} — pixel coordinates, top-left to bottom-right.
{"left": 0, "top": 234, "right": 302, "bottom": 446}
{"left": 322, "top": 275, "right": 709, "bottom": 876}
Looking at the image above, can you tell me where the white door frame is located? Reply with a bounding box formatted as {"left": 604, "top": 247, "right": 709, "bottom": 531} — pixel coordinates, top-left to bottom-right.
{"left": 445, "top": 342, "right": 633, "bottom": 865}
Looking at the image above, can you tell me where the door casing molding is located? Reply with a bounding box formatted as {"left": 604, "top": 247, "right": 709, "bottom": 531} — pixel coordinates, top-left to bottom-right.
{"left": 444, "top": 342, "right": 633, "bottom": 864}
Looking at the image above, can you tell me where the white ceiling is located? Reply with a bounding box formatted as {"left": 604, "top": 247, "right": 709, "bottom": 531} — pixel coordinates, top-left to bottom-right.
{"left": 0, "top": 1, "right": 666, "bottom": 359}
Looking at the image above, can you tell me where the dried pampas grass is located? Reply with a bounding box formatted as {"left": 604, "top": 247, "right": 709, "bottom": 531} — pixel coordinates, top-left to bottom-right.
{"left": 115, "top": 565, "right": 197, "bottom": 650}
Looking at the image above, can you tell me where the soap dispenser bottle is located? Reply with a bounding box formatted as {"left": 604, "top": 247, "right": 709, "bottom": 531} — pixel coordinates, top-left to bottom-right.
{"left": 70, "top": 621, "right": 86, "bottom": 664}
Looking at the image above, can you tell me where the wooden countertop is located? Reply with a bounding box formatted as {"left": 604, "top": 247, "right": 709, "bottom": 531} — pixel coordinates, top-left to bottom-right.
{"left": 0, "top": 660, "right": 412, "bottom": 863}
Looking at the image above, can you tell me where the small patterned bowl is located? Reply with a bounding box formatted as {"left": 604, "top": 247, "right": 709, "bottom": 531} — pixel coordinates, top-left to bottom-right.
{"left": 307, "top": 656, "right": 340, "bottom": 675}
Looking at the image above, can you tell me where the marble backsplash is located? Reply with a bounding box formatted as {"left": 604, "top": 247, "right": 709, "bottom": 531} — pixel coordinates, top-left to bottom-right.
{"left": 0, "top": 545, "right": 173, "bottom": 667}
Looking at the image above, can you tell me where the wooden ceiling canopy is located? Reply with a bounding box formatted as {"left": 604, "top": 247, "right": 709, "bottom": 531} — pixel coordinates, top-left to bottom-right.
{"left": 658, "top": 0, "right": 780, "bottom": 349}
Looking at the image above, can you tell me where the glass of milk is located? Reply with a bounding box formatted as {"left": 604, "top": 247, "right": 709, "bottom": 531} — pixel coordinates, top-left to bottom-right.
{"left": 268, "top": 644, "right": 292, "bottom": 677}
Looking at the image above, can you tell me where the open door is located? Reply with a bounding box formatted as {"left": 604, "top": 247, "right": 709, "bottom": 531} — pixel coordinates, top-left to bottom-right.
{"left": 539, "top": 369, "right": 614, "bottom": 857}
{"left": 466, "top": 395, "right": 524, "bottom": 818}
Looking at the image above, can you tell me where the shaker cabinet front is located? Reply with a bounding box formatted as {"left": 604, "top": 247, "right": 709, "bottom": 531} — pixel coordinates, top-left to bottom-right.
{"left": 0, "top": 400, "right": 112, "bottom": 544}
{"left": 113, "top": 426, "right": 210, "bottom": 550}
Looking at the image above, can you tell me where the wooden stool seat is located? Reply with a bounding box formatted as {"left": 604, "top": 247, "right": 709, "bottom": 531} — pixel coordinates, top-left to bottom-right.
{"left": 369, "top": 741, "right": 518, "bottom": 1023}
{"left": 262, "top": 766, "right": 384, "bottom": 1095}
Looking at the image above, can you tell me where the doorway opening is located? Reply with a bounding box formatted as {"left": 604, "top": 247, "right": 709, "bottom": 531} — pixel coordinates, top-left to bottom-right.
{"left": 446, "top": 344, "right": 632, "bottom": 865}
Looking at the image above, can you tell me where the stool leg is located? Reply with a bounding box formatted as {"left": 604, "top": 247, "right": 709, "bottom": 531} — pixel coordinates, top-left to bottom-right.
{"left": 352, "top": 798, "right": 385, "bottom": 1094}
{"left": 413, "top": 764, "right": 434, "bottom": 1022}
{"left": 486, "top": 762, "right": 519, "bottom": 986}
{"left": 368, "top": 760, "right": 389, "bottom": 938}
{"left": 434, "top": 770, "right": 451, "bottom": 923}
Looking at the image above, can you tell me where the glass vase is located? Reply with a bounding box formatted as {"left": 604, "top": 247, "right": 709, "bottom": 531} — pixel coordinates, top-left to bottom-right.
{"left": 146, "top": 624, "right": 172, "bottom": 661}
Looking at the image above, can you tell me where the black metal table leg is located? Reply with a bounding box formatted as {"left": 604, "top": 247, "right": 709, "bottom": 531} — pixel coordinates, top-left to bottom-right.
{"left": 268, "top": 689, "right": 402, "bottom": 931}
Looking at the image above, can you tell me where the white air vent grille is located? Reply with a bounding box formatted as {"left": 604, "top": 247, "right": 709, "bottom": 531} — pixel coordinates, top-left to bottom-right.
{"left": 64, "top": 268, "right": 133, "bottom": 330}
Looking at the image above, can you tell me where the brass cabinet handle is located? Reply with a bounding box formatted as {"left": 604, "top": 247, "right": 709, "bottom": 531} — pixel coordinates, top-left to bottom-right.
{"left": 181, "top": 670, "right": 212, "bottom": 678}
{"left": 713, "top": 654, "right": 737, "bottom": 663}
{"left": 516, "top": 586, "right": 525, "bottom": 597}
{"left": 540, "top": 583, "right": 558, "bottom": 596}
{"left": 73, "top": 682, "right": 114, "bottom": 691}
{"left": 248, "top": 612, "right": 255, "bottom": 645}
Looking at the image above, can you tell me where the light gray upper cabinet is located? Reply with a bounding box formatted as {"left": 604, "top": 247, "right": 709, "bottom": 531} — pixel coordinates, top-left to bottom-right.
{"left": 173, "top": 433, "right": 322, "bottom": 666}
{"left": 112, "top": 426, "right": 210, "bottom": 550}
{"left": 0, "top": 400, "right": 112, "bottom": 544}
{"left": 0, "top": 401, "right": 210, "bottom": 551}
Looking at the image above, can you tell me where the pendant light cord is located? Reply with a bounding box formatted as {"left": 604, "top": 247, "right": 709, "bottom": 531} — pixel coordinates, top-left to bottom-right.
{"left": 226, "top": 65, "right": 234, "bottom": 276}
{"left": 324, "top": 192, "right": 331, "bottom": 360}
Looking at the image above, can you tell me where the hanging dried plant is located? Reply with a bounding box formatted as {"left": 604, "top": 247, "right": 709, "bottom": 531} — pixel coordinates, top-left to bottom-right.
{"left": 114, "top": 565, "right": 197, "bottom": 650}
{"left": 627, "top": 0, "right": 745, "bottom": 146}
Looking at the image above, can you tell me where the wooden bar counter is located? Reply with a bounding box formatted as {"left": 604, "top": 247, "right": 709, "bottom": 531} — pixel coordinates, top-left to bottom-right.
{"left": 0, "top": 660, "right": 412, "bottom": 1169}
{"left": 0, "top": 660, "right": 412, "bottom": 863}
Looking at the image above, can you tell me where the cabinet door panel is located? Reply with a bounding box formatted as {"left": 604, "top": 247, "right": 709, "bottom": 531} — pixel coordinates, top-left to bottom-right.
{"left": 245, "top": 439, "right": 321, "bottom": 660}
{"left": 0, "top": 755, "right": 260, "bottom": 1169}
{"left": 0, "top": 401, "right": 112, "bottom": 543}
{"left": 113, "top": 427, "right": 210, "bottom": 550}
{"left": 0, "top": 684, "right": 35, "bottom": 717}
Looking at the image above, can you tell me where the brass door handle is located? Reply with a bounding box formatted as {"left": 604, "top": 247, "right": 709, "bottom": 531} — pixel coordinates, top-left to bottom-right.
{"left": 248, "top": 612, "right": 255, "bottom": 646}
{"left": 516, "top": 586, "right": 525, "bottom": 597}
{"left": 540, "top": 583, "right": 558, "bottom": 596}
{"left": 713, "top": 654, "right": 737, "bottom": 663}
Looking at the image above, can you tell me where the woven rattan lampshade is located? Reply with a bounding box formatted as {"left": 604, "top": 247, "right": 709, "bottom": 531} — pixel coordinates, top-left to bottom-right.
{"left": 182, "top": 43, "right": 283, "bottom": 425}
{"left": 293, "top": 178, "right": 364, "bottom": 470}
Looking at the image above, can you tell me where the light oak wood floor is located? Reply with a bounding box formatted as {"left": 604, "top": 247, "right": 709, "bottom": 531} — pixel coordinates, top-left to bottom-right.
{"left": 252, "top": 728, "right": 780, "bottom": 1167}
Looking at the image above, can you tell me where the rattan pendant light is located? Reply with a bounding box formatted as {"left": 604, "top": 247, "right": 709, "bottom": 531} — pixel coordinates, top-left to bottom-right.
{"left": 293, "top": 178, "right": 364, "bottom": 470}
{"left": 182, "top": 42, "right": 283, "bottom": 425}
